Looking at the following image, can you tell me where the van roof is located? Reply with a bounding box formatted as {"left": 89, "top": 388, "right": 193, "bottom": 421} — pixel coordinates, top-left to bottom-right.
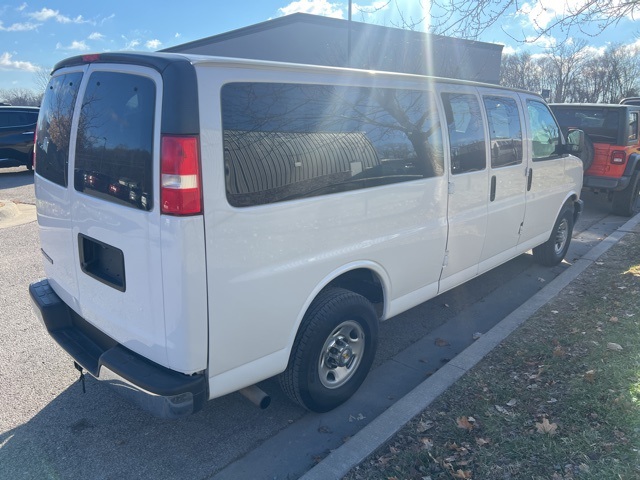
{"left": 54, "top": 51, "right": 540, "bottom": 97}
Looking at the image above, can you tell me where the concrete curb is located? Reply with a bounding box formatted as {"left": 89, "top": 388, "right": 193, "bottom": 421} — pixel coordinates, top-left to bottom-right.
{"left": 301, "top": 213, "right": 640, "bottom": 480}
{"left": 0, "top": 199, "right": 37, "bottom": 229}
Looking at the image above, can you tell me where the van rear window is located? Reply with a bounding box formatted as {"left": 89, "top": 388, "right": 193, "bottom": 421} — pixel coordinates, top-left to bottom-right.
{"left": 74, "top": 72, "right": 155, "bottom": 211}
{"left": 36, "top": 72, "right": 83, "bottom": 187}
{"left": 221, "top": 83, "right": 444, "bottom": 207}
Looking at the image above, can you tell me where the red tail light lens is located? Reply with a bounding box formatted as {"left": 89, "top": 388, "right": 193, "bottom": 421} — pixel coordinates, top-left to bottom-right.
{"left": 611, "top": 151, "right": 626, "bottom": 165}
{"left": 161, "top": 135, "right": 202, "bottom": 215}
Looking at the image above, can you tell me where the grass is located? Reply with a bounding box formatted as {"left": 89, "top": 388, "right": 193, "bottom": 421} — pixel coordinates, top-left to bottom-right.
{"left": 345, "top": 229, "right": 640, "bottom": 480}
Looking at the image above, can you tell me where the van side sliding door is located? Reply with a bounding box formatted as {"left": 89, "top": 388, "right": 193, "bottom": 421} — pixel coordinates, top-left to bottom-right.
{"left": 438, "top": 87, "right": 489, "bottom": 293}
{"left": 477, "top": 92, "right": 527, "bottom": 272}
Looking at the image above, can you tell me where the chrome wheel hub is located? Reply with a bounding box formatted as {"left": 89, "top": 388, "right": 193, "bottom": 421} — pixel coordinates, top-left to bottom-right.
{"left": 318, "top": 320, "right": 365, "bottom": 389}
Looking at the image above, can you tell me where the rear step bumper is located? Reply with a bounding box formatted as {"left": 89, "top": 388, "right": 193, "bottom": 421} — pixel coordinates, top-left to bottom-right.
{"left": 29, "top": 279, "right": 207, "bottom": 418}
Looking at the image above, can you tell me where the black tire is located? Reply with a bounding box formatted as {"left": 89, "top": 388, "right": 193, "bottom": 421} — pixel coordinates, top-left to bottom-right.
{"left": 26, "top": 162, "right": 33, "bottom": 171}
{"left": 532, "top": 204, "right": 574, "bottom": 266}
{"left": 279, "top": 287, "right": 378, "bottom": 412}
{"left": 579, "top": 133, "right": 594, "bottom": 171}
{"left": 611, "top": 171, "right": 640, "bottom": 217}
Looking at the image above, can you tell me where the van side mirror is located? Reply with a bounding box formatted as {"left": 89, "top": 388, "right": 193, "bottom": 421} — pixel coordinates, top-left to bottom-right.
{"left": 565, "top": 129, "right": 584, "bottom": 154}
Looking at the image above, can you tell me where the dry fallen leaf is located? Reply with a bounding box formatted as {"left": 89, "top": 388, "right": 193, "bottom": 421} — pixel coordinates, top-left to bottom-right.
{"left": 535, "top": 418, "right": 558, "bottom": 435}
{"left": 456, "top": 416, "right": 474, "bottom": 431}
{"left": 435, "top": 338, "right": 450, "bottom": 347}
{"left": 553, "top": 345, "right": 566, "bottom": 357}
{"left": 417, "top": 420, "right": 434, "bottom": 433}
{"left": 495, "top": 405, "right": 508, "bottom": 414}
{"left": 609, "top": 316, "right": 619, "bottom": 323}
{"left": 420, "top": 437, "right": 434, "bottom": 450}
{"left": 506, "top": 398, "right": 517, "bottom": 407}
{"left": 584, "top": 370, "right": 596, "bottom": 382}
{"left": 607, "top": 342, "right": 623, "bottom": 351}
{"left": 476, "top": 437, "right": 491, "bottom": 446}
{"left": 452, "top": 469, "right": 472, "bottom": 479}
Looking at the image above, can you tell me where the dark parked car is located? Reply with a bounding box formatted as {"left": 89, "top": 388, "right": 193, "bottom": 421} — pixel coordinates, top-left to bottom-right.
{"left": 0, "top": 106, "right": 39, "bottom": 171}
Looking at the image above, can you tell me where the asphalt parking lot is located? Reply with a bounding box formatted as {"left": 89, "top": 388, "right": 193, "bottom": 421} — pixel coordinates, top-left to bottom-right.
{"left": 0, "top": 167, "right": 632, "bottom": 479}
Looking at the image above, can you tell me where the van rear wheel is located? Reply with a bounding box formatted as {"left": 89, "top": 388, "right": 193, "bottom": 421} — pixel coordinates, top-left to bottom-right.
{"left": 532, "top": 204, "right": 574, "bottom": 266}
{"left": 279, "top": 288, "right": 378, "bottom": 413}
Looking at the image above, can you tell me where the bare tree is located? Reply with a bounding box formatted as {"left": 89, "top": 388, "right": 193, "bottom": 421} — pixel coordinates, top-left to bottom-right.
{"left": 33, "top": 66, "right": 53, "bottom": 94}
{"left": 500, "top": 40, "right": 640, "bottom": 103}
{"left": 0, "top": 88, "right": 43, "bottom": 106}
{"left": 390, "top": 0, "right": 640, "bottom": 40}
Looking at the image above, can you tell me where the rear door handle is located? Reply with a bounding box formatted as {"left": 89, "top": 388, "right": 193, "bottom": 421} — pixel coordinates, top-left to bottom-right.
{"left": 527, "top": 168, "right": 533, "bottom": 191}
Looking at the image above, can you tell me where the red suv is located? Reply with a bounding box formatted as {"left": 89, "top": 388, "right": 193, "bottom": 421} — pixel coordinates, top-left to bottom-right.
{"left": 550, "top": 103, "right": 640, "bottom": 216}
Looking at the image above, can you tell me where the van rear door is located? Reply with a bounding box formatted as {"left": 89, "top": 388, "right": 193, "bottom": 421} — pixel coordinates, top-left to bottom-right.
{"left": 35, "top": 64, "right": 199, "bottom": 372}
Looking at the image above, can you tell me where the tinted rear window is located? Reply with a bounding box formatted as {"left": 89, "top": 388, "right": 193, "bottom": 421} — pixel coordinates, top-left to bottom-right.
{"left": 36, "top": 73, "right": 83, "bottom": 187}
{"left": 74, "top": 71, "right": 155, "bottom": 211}
{"left": 551, "top": 107, "right": 620, "bottom": 143}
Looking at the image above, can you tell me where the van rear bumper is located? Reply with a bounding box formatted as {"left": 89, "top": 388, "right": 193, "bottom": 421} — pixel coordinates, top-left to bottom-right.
{"left": 29, "top": 279, "right": 208, "bottom": 419}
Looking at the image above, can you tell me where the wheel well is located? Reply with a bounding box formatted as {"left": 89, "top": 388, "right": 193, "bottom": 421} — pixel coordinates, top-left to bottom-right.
{"left": 323, "top": 269, "right": 384, "bottom": 317}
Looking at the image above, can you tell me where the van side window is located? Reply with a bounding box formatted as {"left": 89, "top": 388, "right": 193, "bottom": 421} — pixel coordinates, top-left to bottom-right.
{"left": 74, "top": 72, "right": 155, "bottom": 211}
{"left": 441, "top": 93, "right": 486, "bottom": 174}
{"left": 221, "top": 83, "right": 444, "bottom": 207}
{"left": 483, "top": 96, "right": 523, "bottom": 168}
{"left": 527, "top": 100, "right": 560, "bottom": 160}
{"left": 36, "top": 72, "right": 83, "bottom": 187}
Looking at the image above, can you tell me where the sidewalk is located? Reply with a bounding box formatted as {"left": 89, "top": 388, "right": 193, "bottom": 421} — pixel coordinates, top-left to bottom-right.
{"left": 302, "top": 213, "right": 640, "bottom": 480}
{"left": 0, "top": 199, "right": 36, "bottom": 229}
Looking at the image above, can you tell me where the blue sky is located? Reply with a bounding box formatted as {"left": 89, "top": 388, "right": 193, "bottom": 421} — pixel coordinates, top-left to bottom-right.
{"left": 1, "top": 0, "right": 638, "bottom": 92}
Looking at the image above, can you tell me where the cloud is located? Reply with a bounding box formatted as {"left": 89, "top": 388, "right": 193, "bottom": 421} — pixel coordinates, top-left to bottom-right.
{"left": 122, "top": 38, "right": 141, "bottom": 50}
{"left": 279, "top": 0, "right": 344, "bottom": 19}
{"left": 16, "top": 3, "right": 27, "bottom": 12}
{"left": 28, "top": 8, "right": 90, "bottom": 24}
{"left": 525, "top": 34, "right": 557, "bottom": 49}
{"left": 0, "top": 21, "right": 40, "bottom": 32}
{"left": 55, "top": 40, "right": 90, "bottom": 51}
{"left": 502, "top": 45, "right": 518, "bottom": 55}
{"left": 88, "top": 32, "right": 105, "bottom": 41}
{"left": 0, "top": 52, "right": 38, "bottom": 72}
{"left": 146, "top": 39, "right": 161, "bottom": 49}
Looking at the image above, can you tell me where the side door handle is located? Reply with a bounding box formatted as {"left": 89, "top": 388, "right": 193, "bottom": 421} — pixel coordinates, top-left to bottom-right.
{"left": 490, "top": 175, "right": 497, "bottom": 202}
{"left": 527, "top": 168, "right": 533, "bottom": 191}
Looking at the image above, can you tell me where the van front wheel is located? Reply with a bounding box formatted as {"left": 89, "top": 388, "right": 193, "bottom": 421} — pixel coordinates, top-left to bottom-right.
{"left": 279, "top": 288, "right": 378, "bottom": 413}
{"left": 532, "top": 205, "right": 574, "bottom": 266}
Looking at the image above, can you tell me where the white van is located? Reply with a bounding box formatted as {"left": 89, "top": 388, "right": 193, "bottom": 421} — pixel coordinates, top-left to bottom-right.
{"left": 30, "top": 52, "right": 584, "bottom": 417}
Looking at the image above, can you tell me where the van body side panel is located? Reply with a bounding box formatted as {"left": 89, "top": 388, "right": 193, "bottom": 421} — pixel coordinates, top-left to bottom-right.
{"left": 159, "top": 216, "right": 208, "bottom": 373}
{"left": 197, "top": 67, "right": 448, "bottom": 379}
{"left": 205, "top": 182, "right": 447, "bottom": 377}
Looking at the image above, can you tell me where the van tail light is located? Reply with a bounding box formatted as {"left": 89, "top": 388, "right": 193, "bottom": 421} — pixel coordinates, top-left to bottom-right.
{"left": 611, "top": 150, "right": 626, "bottom": 165}
{"left": 161, "top": 135, "right": 202, "bottom": 216}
